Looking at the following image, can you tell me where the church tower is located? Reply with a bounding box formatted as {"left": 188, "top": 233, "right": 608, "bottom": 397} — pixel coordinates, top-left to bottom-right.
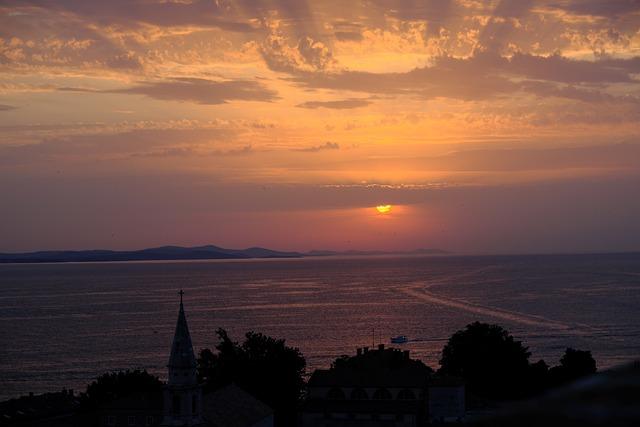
{"left": 161, "top": 290, "right": 203, "bottom": 426}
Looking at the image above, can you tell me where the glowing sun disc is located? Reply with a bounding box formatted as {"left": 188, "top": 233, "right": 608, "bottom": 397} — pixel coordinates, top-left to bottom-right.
{"left": 376, "top": 204, "right": 392, "bottom": 214}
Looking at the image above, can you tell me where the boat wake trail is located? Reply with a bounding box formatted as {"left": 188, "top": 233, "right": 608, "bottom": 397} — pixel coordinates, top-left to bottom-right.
{"left": 400, "top": 283, "right": 595, "bottom": 334}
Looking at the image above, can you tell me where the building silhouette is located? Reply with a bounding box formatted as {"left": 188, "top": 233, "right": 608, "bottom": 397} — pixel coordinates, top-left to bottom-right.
{"left": 162, "top": 290, "right": 203, "bottom": 426}
{"left": 300, "top": 344, "right": 464, "bottom": 426}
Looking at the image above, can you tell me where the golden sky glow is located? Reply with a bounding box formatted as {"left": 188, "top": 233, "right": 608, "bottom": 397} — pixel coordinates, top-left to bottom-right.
{"left": 1, "top": 1, "right": 640, "bottom": 253}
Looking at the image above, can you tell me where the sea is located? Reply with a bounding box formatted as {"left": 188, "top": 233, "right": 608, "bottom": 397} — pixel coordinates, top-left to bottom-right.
{"left": 1, "top": 253, "right": 639, "bottom": 401}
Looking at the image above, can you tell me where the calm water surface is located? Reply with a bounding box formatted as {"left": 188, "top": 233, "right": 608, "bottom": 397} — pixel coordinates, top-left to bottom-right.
{"left": 1, "top": 253, "right": 640, "bottom": 400}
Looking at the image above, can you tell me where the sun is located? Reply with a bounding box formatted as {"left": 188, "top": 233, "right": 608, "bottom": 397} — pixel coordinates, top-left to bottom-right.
{"left": 376, "top": 204, "right": 392, "bottom": 214}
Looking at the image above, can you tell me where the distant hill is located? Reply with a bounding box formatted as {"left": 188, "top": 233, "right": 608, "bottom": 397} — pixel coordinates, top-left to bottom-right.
{"left": 0, "top": 245, "right": 302, "bottom": 263}
{"left": 0, "top": 245, "right": 449, "bottom": 263}
{"left": 305, "top": 248, "right": 449, "bottom": 257}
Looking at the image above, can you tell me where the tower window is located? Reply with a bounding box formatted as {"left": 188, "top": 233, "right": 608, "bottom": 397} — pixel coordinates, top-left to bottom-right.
{"left": 172, "top": 395, "right": 181, "bottom": 415}
{"left": 397, "top": 389, "right": 416, "bottom": 400}
{"left": 372, "top": 388, "right": 392, "bottom": 400}
{"left": 326, "top": 387, "right": 345, "bottom": 400}
{"left": 350, "top": 388, "right": 368, "bottom": 400}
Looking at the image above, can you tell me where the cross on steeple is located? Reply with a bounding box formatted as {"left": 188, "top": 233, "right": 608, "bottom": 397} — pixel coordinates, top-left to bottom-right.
{"left": 179, "top": 289, "right": 184, "bottom": 304}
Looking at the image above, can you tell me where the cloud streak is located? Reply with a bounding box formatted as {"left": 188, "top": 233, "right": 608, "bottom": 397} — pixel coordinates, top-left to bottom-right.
{"left": 293, "top": 142, "right": 340, "bottom": 152}
{"left": 296, "top": 98, "right": 371, "bottom": 109}
{"left": 4, "top": 0, "right": 258, "bottom": 32}
{"left": 551, "top": 0, "right": 640, "bottom": 17}
{"left": 280, "top": 51, "right": 640, "bottom": 102}
{"left": 109, "top": 78, "right": 279, "bottom": 105}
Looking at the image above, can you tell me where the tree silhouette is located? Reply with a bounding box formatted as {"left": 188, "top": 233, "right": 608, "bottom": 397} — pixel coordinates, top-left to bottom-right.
{"left": 197, "top": 328, "right": 306, "bottom": 427}
{"left": 439, "top": 322, "right": 532, "bottom": 400}
{"left": 549, "top": 348, "right": 597, "bottom": 386}
{"left": 81, "top": 369, "right": 162, "bottom": 409}
{"left": 527, "top": 359, "right": 550, "bottom": 396}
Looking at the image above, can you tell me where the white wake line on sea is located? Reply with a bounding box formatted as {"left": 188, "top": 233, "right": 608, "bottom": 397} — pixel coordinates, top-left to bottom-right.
{"left": 400, "top": 283, "right": 597, "bottom": 334}
{"left": 188, "top": 301, "right": 390, "bottom": 312}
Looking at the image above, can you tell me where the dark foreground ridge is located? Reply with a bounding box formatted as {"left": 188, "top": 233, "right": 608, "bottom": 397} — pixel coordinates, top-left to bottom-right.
{"left": 0, "top": 245, "right": 448, "bottom": 263}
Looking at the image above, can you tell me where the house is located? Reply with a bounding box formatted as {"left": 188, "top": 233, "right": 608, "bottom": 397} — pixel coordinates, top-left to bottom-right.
{"left": 97, "top": 391, "right": 162, "bottom": 427}
{"left": 301, "top": 345, "right": 464, "bottom": 426}
{"left": 0, "top": 389, "right": 81, "bottom": 427}
{"left": 202, "top": 384, "right": 273, "bottom": 427}
{"left": 96, "top": 384, "right": 273, "bottom": 427}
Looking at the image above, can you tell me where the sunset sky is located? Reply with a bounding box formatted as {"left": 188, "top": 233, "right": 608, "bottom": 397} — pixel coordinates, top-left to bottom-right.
{"left": 1, "top": 0, "right": 639, "bottom": 253}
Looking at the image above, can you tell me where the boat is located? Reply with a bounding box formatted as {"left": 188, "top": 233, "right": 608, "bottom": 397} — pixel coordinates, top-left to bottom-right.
{"left": 390, "top": 335, "right": 408, "bottom": 344}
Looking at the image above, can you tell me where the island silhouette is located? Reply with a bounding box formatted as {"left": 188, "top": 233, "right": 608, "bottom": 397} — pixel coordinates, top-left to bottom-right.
{"left": 0, "top": 245, "right": 448, "bottom": 263}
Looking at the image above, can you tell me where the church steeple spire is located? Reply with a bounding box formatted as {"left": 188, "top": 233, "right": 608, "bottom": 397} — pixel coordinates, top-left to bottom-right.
{"left": 162, "top": 290, "right": 203, "bottom": 426}
{"left": 168, "top": 289, "right": 197, "bottom": 376}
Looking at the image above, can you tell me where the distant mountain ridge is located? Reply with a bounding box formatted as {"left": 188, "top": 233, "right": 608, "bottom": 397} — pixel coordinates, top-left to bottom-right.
{"left": 306, "top": 248, "right": 449, "bottom": 257}
{"left": 0, "top": 245, "right": 448, "bottom": 263}
{"left": 0, "top": 245, "right": 302, "bottom": 263}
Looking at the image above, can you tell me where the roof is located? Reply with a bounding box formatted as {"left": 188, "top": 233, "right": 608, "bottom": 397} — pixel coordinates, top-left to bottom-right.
{"left": 308, "top": 346, "right": 431, "bottom": 388}
{"left": 0, "top": 390, "right": 79, "bottom": 426}
{"left": 202, "top": 384, "right": 273, "bottom": 427}
{"left": 310, "top": 368, "right": 429, "bottom": 388}
{"left": 97, "top": 391, "right": 162, "bottom": 412}
{"left": 168, "top": 299, "right": 197, "bottom": 370}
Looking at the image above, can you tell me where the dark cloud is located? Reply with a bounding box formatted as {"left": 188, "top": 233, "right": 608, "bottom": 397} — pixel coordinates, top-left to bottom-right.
{"left": 0, "top": 128, "right": 239, "bottom": 166}
{"left": 491, "top": 0, "right": 535, "bottom": 18}
{"left": 596, "top": 55, "right": 640, "bottom": 72}
{"left": 435, "top": 50, "right": 637, "bottom": 85}
{"left": 417, "top": 142, "right": 640, "bottom": 172}
{"left": 287, "top": 141, "right": 640, "bottom": 173}
{"left": 7, "top": 0, "right": 257, "bottom": 32}
{"left": 296, "top": 98, "right": 371, "bottom": 109}
{"left": 57, "top": 87, "right": 99, "bottom": 93}
{"left": 366, "top": 0, "right": 457, "bottom": 35}
{"left": 334, "top": 31, "right": 364, "bottom": 42}
{"left": 134, "top": 144, "right": 253, "bottom": 159}
{"left": 104, "top": 52, "right": 144, "bottom": 70}
{"left": 297, "top": 37, "right": 336, "bottom": 70}
{"left": 550, "top": 0, "right": 640, "bottom": 18}
{"left": 294, "top": 142, "right": 340, "bottom": 152}
{"left": 282, "top": 51, "right": 639, "bottom": 101}
{"left": 0, "top": 6, "right": 145, "bottom": 71}
{"left": 285, "top": 61, "right": 518, "bottom": 101}
{"left": 110, "top": 78, "right": 278, "bottom": 105}
{"left": 522, "top": 81, "right": 640, "bottom": 104}
{"left": 261, "top": 35, "right": 336, "bottom": 74}
{"left": 505, "top": 52, "right": 636, "bottom": 83}
{"left": 527, "top": 104, "right": 640, "bottom": 126}
{"left": 476, "top": 0, "right": 534, "bottom": 52}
